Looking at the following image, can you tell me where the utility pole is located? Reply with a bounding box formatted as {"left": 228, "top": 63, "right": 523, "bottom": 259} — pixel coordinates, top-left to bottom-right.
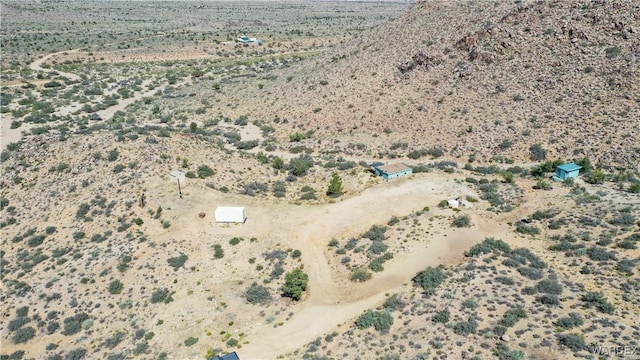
{"left": 177, "top": 178, "right": 182, "bottom": 198}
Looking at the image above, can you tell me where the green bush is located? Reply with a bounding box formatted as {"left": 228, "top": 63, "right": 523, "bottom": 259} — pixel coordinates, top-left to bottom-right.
{"left": 368, "top": 240, "right": 388, "bottom": 255}
{"left": 362, "top": 225, "right": 387, "bottom": 242}
{"left": 432, "top": 309, "right": 450, "bottom": 323}
{"left": 616, "top": 259, "right": 636, "bottom": 275}
{"left": 184, "top": 337, "right": 198, "bottom": 346}
{"left": 453, "top": 318, "right": 478, "bottom": 335}
{"left": 291, "top": 249, "right": 302, "bottom": 258}
{"left": 197, "top": 165, "right": 215, "bottom": 179}
{"left": 586, "top": 246, "right": 616, "bottom": 261}
{"left": 517, "top": 267, "right": 543, "bottom": 280}
{"left": 229, "top": 237, "right": 243, "bottom": 246}
{"left": 535, "top": 279, "right": 563, "bottom": 295}
{"left": 62, "top": 313, "right": 89, "bottom": 336}
{"left": 536, "top": 294, "right": 560, "bottom": 306}
{"left": 383, "top": 294, "right": 405, "bottom": 312}
{"left": 355, "top": 310, "right": 393, "bottom": 332}
{"left": 495, "top": 276, "right": 514, "bottom": 285}
{"left": 451, "top": 214, "right": 471, "bottom": 228}
{"left": 213, "top": 244, "right": 224, "bottom": 259}
{"left": 245, "top": 282, "right": 271, "bottom": 304}
{"left": 350, "top": 267, "right": 372, "bottom": 282}
{"left": 413, "top": 266, "right": 447, "bottom": 296}
{"left": 557, "top": 333, "right": 586, "bottom": 352}
{"left": 581, "top": 291, "right": 615, "bottom": 314}
{"left": 108, "top": 280, "right": 124, "bottom": 294}
{"left": 167, "top": 254, "right": 188, "bottom": 271}
{"left": 529, "top": 144, "right": 547, "bottom": 161}
{"left": 555, "top": 313, "right": 583, "bottom": 330}
{"left": 355, "top": 309, "right": 377, "bottom": 329}
{"left": 150, "top": 288, "right": 174, "bottom": 304}
{"left": 12, "top": 326, "right": 36, "bottom": 344}
{"left": 500, "top": 307, "right": 527, "bottom": 328}
{"left": 282, "top": 268, "right": 308, "bottom": 301}
{"left": 465, "top": 237, "right": 511, "bottom": 257}
{"left": 462, "top": 298, "right": 478, "bottom": 309}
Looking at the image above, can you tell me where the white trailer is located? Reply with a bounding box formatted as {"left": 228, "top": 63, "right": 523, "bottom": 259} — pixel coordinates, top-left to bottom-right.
{"left": 215, "top": 206, "right": 246, "bottom": 223}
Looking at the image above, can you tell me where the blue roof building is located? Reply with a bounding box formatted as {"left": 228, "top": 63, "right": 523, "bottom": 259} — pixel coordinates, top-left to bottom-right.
{"left": 553, "top": 163, "right": 582, "bottom": 181}
{"left": 371, "top": 163, "right": 413, "bottom": 180}
{"left": 210, "top": 352, "right": 240, "bottom": 360}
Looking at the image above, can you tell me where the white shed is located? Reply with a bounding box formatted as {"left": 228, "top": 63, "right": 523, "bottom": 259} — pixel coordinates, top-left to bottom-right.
{"left": 215, "top": 206, "right": 246, "bottom": 223}
{"left": 447, "top": 199, "right": 460, "bottom": 208}
{"left": 169, "top": 170, "right": 186, "bottom": 184}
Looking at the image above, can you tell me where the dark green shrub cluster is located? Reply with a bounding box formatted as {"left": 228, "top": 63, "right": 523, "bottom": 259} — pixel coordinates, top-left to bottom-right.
{"left": 383, "top": 294, "right": 405, "bottom": 312}
{"left": 229, "top": 237, "right": 243, "bottom": 246}
{"left": 355, "top": 309, "right": 394, "bottom": 332}
{"left": 184, "top": 337, "right": 198, "bottom": 346}
{"left": 12, "top": 326, "right": 36, "bottom": 344}
{"left": 167, "top": 254, "right": 188, "bottom": 271}
{"left": 616, "top": 259, "right": 636, "bottom": 275}
{"left": 557, "top": 333, "right": 586, "bottom": 352}
{"left": 150, "top": 288, "right": 174, "bottom": 304}
{"left": 362, "top": 225, "right": 387, "bottom": 242}
{"left": 555, "top": 313, "right": 583, "bottom": 330}
{"left": 368, "top": 252, "right": 393, "bottom": 272}
{"left": 609, "top": 213, "right": 636, "bottom": 226}
{"left": 245, "top": 282, "right": 271, "bottom": 304}
{"left": 535, "top": 279, "right": 563, "bottom": 294}
{"left": 213, "top": 244, "right": 224, "bottom": 259}
{"left": 62, "top": 313, "right": 89, "bottom": 336}
{"left": 465, "top": 237, "right": 511, "bottom": 257}
{"left": 494, "top": 276, "right": 514, "bottom": 285}
{"left": 537, "top": 294, "right": 560, "bottom": 306}
{"left": 413, "top": 266, "right": 448, "bottom": 296}
{"left": 432, "top": 309, "right": 450, "bottom": 323}
{"left": 586, "top": 246, "right": 616, "bottom": 261}
{"left": 453, "top": 317, "right": 478, "bottom": 335}
{"left": 517, "top": 267, "right": 544, "bottom": 280}
{"left": 108, "top": 279, "right": 124, "bottom": 295}
{"left": 581, "top": 291, "right": 615, "bottom": 314}
{"left": 350, "top": 267, "right": 372, "bottom": 282}
{"left": 407, "top": 147, "right": 444, "bottom": 159}
{"left": 282, "top": 268, "right": 308, "bottom": 301}
{"left": 197, "top": 165, "right": 215, "bottom": 179}
{"left": 515, "top": 223, "right": 540, "bottom": 235}
{"left": 499, "top": 307, "right": 527, "bottom": 327}
{"left": 451, "top": 214, "right": 471, "bottom": 228}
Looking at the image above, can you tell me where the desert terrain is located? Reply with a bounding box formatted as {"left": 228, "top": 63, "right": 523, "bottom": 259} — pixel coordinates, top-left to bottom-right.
{"left": 1, "top": 1, "right": 639, "bottom": 360}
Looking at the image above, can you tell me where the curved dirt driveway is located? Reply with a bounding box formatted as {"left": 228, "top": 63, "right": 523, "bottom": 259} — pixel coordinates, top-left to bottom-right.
{"left": 232, "top": 174, "right": 505, "bottom": 359}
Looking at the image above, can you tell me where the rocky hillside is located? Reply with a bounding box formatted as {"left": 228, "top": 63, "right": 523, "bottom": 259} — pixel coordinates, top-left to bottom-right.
{"left": 232, "top": 0, "right": 639, "bottom": 169}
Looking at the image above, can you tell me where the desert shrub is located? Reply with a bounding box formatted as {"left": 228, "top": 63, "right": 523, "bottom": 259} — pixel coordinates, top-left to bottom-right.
{"left": 383, "top": 294, "right": 405, "bottom": 312}
{"left": 213, "top": 245, "right": 224, "bottom": 259}
{"left": 584, "top": 169, "right": 605, "bottom": 184}
{"left": 355, "top": 310, "right": 393, "bottom": 332}
{"left": 197, "top": 165, "right": 215, "bottom": 179}
{"left": 531, "top": 209, "right": 560, "bottom": 220}
{"left": 150, "top": 288, "right": 174, "bottom": 304}
{"left": 465, "top": 237, "right": 511, "bottom": 257}
{"left": 499, "top": 307, "right": 527, "bottom": 328}
{"left": 535, "top": 279, "right": 563, "bottom": 295}
{"left": 529, "top": 144, "right": 547, "bottom": 161}
{"left": 12, "top": 326, "right": 35, "bottom": 344}
{"left": 184, "top": 337, "right": 198, "bottom": 346}
{"left": 555, "top": 313, "right": 583, "bottom": 330}
{"left": 289, "top": 156, "right": 313, "bottom": 176}
{"left": 517, "top": 267, "right": 543, "bottom": 280}
{"left": 272, "top": 181, "right": 286, "bottom": 198}
{"left": 516, "top": 223, "right": 540, "bottom": 235}
{"left": 350, "top": 267, "right": 372, "bottom": 282}
{"left": 8, "top": 316, "right": 30, "bottom": 331}
{"left": 462, "top": 298, "right": 478, "bottom": 309}
{"left": 493, "top": 325, "right": 507, "bottom": 337}
{"left": 537, "top": 294, "right": 560, "bottom": 306}
{"left": 495, "top": 276, "right": 514, "bottom": 285}
{"left": 62, "top": 313, "right": 89, "bottom": 336}
{"left": 557, "top": 333, "right": 586, "bottom": 352}
{"left": 433, "top": 309, "right": 450, "bottom": 323}
{"left": 245, "top": 282, "right": 271, "bottom": 304}
{"left": 362, "top": 225, "right": 387, "bottom": 242}
{"left": 586, "top": 246, "right": 616, "bottom": 261}
{"left": 617, "top": 239, "right": 638, "bottom": 249}
{"left": 581, "top": 291, "right": 615, "bottom": 314}
{"left": 453, "top": 318, "right": 478, "bottom": 335}
{"left": 108, "top": 280, "right": 124, "bottom": 294}
{"left": 368, "top": 241, "right": 388, "bottom": 255}
{"left": 107, "top": 148, "right": 119, "bottom": 162}
{"left": 616, "top": 259, "right": 636, "bottom": 275}
{"left": 65, "top": 348, "right": 87, "bottom": 360}
{"left": 167, "top": 254, "right": 188, "bottom": 270}
{"left": 451, "top": 214, "right": 471, "bottom": 227}
{"left": 104, "top": 331, "right": 125, "bottom": 349}
{"left": 282, "top": 268, "right": 308, "bottom": 301}
{"left": 413, "top": 266, "right": 447, "bottom": 296}
{"left": 229, "top": 237, "right": 243, "bottom": 246}
{"left": 609, "top": 213, "right": 636, "bottom": 226}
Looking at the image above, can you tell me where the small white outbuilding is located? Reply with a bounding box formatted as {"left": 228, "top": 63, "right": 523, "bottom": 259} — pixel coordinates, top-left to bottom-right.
{"left": 448, "top": 199, "right": 460, "bottom": 208}
{"left": 215, "top": 206, "right": 246, "bottom": 223}
{"left": 169, "top": 170, "right": 186, "bottom": 184}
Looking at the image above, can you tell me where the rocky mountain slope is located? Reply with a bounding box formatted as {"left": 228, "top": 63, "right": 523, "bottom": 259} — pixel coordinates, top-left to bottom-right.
{"left": 232, "top": 0, "right": 639, "bottom": 169}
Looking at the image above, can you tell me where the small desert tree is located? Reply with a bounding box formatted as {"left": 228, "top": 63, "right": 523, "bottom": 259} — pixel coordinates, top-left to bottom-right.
{"left": 326, "top": 173, "right": 343, "bottom": 197}
{"left": 282, "top": 268, "right": 309, "bottom": 301}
